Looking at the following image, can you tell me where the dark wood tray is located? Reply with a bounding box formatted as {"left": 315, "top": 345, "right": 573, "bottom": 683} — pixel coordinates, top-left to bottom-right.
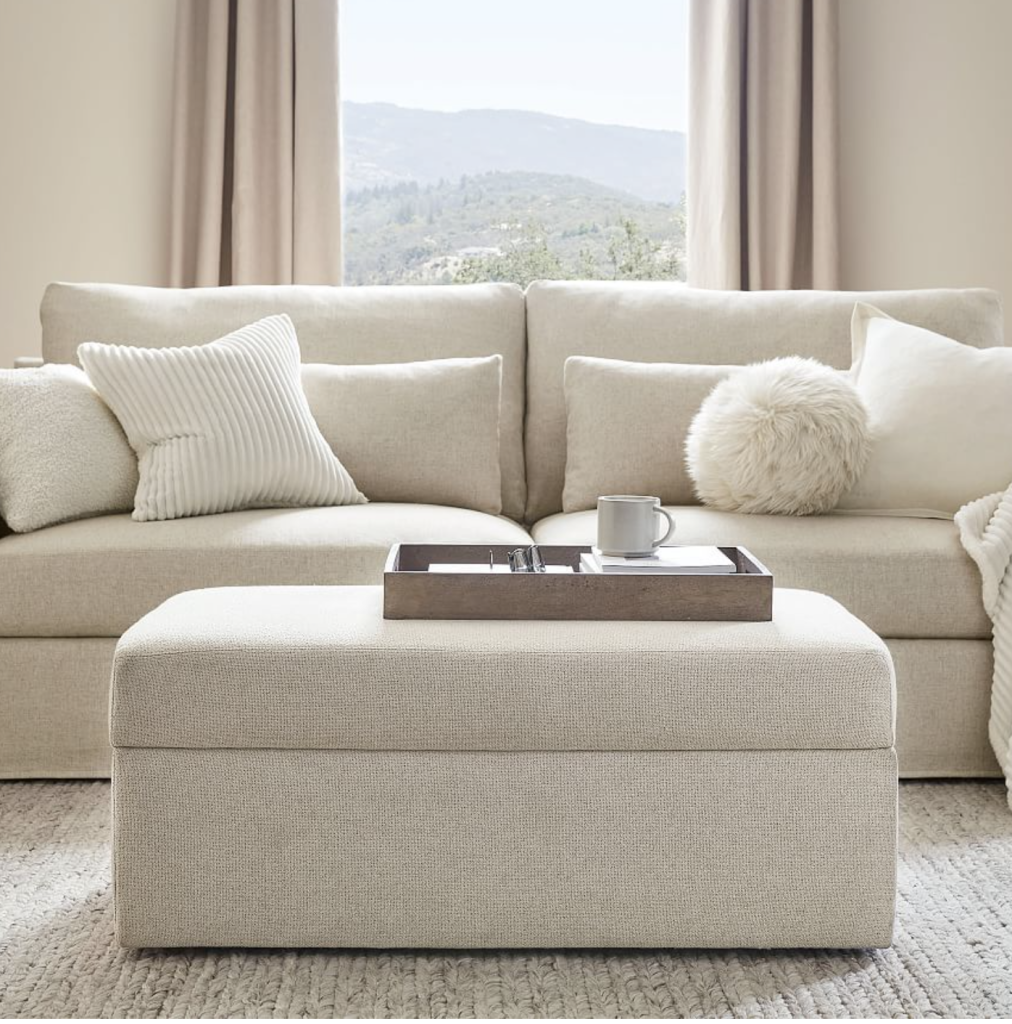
{"left": 383, "top": 544, "right": 773, "bottom": 621}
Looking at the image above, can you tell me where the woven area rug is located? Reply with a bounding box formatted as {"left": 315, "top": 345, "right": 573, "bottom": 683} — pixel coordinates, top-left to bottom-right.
{"left": 1, "top": 781, "right": 1011, "bottom": 1019}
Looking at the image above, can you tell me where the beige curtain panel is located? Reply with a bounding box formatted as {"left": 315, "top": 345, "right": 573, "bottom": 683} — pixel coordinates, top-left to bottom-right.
{"left": 169, "top": 0, "right": 343, "bottom": 287}
{"left": 688, "top": 0, "right": 839, "bottom": 290}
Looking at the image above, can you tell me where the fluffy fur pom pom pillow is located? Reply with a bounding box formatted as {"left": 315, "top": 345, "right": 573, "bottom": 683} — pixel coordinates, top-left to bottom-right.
{"left": 685, "top": 357, "right": 870, "bottom": 516}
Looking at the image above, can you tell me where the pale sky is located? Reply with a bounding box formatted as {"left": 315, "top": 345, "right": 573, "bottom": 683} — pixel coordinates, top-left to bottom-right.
{"left": 342, "top": 0, "right": 690, "bottom": 133}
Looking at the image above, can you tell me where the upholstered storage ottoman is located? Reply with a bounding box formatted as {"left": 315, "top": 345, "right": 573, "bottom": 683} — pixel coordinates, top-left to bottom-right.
{"left": 110, "top": 585, "right": 897, "bottom": 949}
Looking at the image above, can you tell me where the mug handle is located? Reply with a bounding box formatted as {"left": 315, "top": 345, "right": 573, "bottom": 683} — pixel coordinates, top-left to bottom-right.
{"left": 654, "top": 506, "right": 675, "bottom": 547}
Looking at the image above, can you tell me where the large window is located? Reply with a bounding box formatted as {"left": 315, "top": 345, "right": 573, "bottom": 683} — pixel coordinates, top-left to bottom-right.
{"left": 341, "top": 0, "right": 689, "bottom": 287}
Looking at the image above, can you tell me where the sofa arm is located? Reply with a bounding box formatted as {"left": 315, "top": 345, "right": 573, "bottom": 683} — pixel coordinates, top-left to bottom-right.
{"left": 13, "top": 356, "right": 43, "bottom": 369}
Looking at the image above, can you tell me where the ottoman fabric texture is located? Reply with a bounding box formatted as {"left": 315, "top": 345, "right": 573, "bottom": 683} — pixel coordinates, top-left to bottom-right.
{"left": 113, "top": 747, "right": 897, "bottom": 950}
{"left": 110, "top": 584, "right": 898, "bottom": 950}
{"left": 111, "top": 587, "right": 894, "bottom": 752}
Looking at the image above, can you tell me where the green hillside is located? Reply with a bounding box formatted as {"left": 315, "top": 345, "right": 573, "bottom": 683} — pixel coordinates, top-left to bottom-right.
{"left": 344, "top": 170, "right": 686, "bottom": 287}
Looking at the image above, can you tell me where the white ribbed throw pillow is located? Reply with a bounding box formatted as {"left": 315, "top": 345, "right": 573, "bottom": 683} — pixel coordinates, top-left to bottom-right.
{"left": 78, "top": 315, "right": 365, "bottom": 522}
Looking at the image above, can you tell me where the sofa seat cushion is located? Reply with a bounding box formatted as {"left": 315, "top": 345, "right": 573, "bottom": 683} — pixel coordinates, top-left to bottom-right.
{"left": 0, "top": 505, "right": 531, "bottom": 638}
{"left": 111, "top": 586, "right": 893, "bottom": 751}
{"left": 532, "top": 508, "right": 989, "bottom": 640}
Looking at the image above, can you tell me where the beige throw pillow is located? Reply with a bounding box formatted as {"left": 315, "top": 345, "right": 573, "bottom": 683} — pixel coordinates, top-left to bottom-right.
{"left": 0, "top": 364, "right": 138, "bottom": 532}
{"left": 301, "top": 355, "right": 503, "bottom": 515}
{"left": 79, "top": 315, "right": 364, "bottom": 522}
{"left": 562, "top": 356, "right": 739, "bottom": 512}
{"left": 837, "top": 303, "right": 1012, "bottom": 517}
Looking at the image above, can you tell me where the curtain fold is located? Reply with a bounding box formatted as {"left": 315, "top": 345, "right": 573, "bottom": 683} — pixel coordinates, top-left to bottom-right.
{"left": 688, "top": 0, "right": 839, "bottom": 290}
{"left": 169, "top": 0, "right": 343, "bottom": 287}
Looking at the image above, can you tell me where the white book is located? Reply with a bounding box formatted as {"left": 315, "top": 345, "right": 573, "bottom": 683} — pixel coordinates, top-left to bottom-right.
{"left": 428, "top": 563, "right": 511, "bottom": 574}
{"left": 583, "top": 546, "right": 737, "bottom": 575}
{"left": 428, "top": 563, "right": 574, "bottom": 574}
{"left": 580, "top": 553, "right": 603, "bottom": 574}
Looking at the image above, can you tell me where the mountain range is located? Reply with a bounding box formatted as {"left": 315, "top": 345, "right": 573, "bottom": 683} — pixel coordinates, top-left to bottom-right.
{"left": 344, "top": 101, "right": 686, "bottom": 204}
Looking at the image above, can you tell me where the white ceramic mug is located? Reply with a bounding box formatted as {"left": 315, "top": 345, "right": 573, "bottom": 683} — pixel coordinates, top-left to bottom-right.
{"left": 596, "top": 495, "right": 675, "bottom": 557}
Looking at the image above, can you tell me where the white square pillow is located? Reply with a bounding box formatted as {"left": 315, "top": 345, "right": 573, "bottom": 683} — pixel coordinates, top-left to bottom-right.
{"left": 301, "top": 356, "right": 503, "bottom": 515}
{"left": 78, "top": 315, "right": 364, "bottom": 522}
{"left": 837, "top": 302, "right": 1012, "bottom": 517}
{"left": 0, "top": 364, "right": 138, "bottom": 532}
{"left": 563, "top": 356, "right": 739, "bottom": 512}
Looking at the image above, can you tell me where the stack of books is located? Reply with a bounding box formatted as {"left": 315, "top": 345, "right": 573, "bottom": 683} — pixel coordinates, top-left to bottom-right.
{"left": 580, "top": 546, "right": 736, "bottom": 575}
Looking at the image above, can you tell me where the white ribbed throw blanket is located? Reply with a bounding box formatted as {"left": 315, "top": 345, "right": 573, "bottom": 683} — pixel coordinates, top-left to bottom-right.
{"left": 956, "top": 489, "right": 1012, "bottom": 807}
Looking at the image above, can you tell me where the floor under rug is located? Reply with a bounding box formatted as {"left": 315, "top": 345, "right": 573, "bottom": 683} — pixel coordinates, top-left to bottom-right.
{"left": 1, "top": 781, "right": 1011, "bottom": 1019}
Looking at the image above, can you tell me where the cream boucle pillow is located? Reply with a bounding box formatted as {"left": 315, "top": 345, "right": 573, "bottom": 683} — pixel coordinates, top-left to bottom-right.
{"left": 79, "top": 315, "right": 365, "bottom": 522}
{"left": 685, "top": 356, "right": 870, "bottom": 516}
{"left": 0, "top": 364, "right": 138, "bottom": 532}
{"left": 838, "top": 303, "right": 1012, "bottom": 517}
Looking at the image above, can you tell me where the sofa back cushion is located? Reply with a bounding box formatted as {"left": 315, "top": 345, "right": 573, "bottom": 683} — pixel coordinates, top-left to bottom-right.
{"left": 42, "top": 282, "right": 527, "bottom": 521}
{"left": 524, "top": 281, "right": 1004, "bottom": 523}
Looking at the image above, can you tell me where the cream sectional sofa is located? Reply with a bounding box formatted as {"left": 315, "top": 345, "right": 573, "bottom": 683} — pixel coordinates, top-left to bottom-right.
{"left": 1, "top": 280, "right": 1002, "bottom": 780}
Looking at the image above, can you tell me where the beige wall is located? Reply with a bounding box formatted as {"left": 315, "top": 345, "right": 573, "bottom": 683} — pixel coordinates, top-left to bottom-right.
{"left": 839, "top": 0, "right": 1012, "bottom": 319}
{"left": 0, "top": 0, "right": 176, "bottom": 368}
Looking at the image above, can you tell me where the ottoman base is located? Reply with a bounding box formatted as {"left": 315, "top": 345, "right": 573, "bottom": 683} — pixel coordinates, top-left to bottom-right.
{"left": 113, "top": 747, "right": 897, "bottom": 949}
